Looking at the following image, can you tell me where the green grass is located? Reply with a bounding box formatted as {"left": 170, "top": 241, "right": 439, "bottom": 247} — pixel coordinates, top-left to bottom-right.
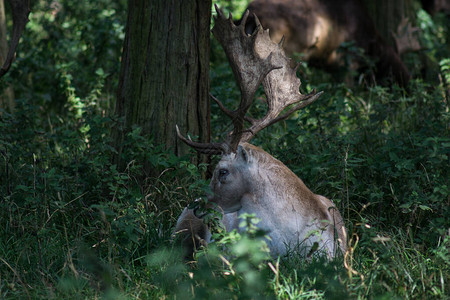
{"left": 1, "top": 75, "right": 448, "bottom": 299}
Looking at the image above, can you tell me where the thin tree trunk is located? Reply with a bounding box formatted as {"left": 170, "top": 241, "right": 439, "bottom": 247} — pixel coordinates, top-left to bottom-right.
{"left": 0, "top": 0, "right": 15, "bottom": 112}
{"left": 114, "top": 0, "right": 211, "bottom": 164}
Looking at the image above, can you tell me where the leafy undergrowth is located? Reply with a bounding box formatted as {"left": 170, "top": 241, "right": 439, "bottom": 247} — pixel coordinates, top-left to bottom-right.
{"left": 1, "top": 73, "right": 448, "bottom": 299}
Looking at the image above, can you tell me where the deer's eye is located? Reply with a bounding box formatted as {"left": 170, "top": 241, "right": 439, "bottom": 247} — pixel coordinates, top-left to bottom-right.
{"left": 219, "top": 169, "right": 229, "bottom": 176}
{"left": 218, "top": 169, "right": 230, "bottom": 182}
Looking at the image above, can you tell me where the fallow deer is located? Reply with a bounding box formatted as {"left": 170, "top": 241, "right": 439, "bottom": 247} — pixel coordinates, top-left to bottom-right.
{"left": 175, "top": 5, "right": 347, "bottom": 259}
{"left": 240, "top": 0, "right": 411, "bottom": 86}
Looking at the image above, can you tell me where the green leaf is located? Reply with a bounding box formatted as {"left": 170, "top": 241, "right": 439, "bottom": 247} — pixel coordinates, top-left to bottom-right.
{"left": 418, "top": 205, "right": 432, "bottom": 211}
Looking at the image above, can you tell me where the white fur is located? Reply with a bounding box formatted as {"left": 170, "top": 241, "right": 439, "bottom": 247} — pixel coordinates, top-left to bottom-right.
{"left": 176, "top": 143, "right": 347, "bottom": 258}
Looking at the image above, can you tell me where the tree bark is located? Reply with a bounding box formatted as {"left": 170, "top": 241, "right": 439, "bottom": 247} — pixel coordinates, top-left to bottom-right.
{"left": 362, "top": 0, "right": 415, "bottom": 47}
{"left": 0, "top": 0, "right": 15, "bottom": 112}
{"left": 114, "top": 0, "right": 211, "bottom": 162}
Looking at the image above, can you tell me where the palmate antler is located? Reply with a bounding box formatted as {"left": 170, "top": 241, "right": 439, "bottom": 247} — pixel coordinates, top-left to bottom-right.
{"left": 392, "top": 17, "right": 422, "bottom": 56}
{"left": 177, "top": 5, "right": 322, "bottom": 154}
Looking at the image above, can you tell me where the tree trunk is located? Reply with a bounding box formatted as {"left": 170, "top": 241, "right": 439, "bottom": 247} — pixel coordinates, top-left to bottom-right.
{"left": 362, "top": 0, "right": 415, "bottom": 47}
{"left": 114, "top": 0, "right": 211, "bottom": 163}
{"left": 0, "top": 0, "right": 15, "bottom": 112}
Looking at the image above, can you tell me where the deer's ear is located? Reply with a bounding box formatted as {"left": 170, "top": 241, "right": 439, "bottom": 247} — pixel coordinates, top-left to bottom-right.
{"left": 237, "top": 145, "right": 249, "bottom": 163}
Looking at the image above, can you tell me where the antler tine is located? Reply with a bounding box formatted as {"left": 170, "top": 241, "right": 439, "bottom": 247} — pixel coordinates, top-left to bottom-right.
{"left": 240, "top": 9, "right": 250, "bottom": 35}
{"left": 271, "top": 91, "right": 323, "bottom": 123}
{"left": 278, "top": 35, "right": 285, "bottom": 48}
{"left": 213, "top": 3, "right": 223, "bottom": 20}
{"left": 241, "top": 91, "right": 323, "bottom": 142}
{"left": 253, "top": 12, "right": 262, "bottom": 30}
{"left": 176, "top": 125, "right": 226, "bottom": 155}
{"left": 210, "top": 93, "right": 234, "bottom": 119}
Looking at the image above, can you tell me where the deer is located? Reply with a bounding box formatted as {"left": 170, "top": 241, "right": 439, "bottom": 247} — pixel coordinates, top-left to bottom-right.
{"left": 238, "top": 0, "right": 411, "bottom": 87}
{"left": 174, "top": 5, "right": 347, "bottom": 260}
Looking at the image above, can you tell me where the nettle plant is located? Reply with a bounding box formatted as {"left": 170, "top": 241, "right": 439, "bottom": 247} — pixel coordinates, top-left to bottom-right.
{"left": 174, "top": 6, "right": 347, "bottom": 260}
